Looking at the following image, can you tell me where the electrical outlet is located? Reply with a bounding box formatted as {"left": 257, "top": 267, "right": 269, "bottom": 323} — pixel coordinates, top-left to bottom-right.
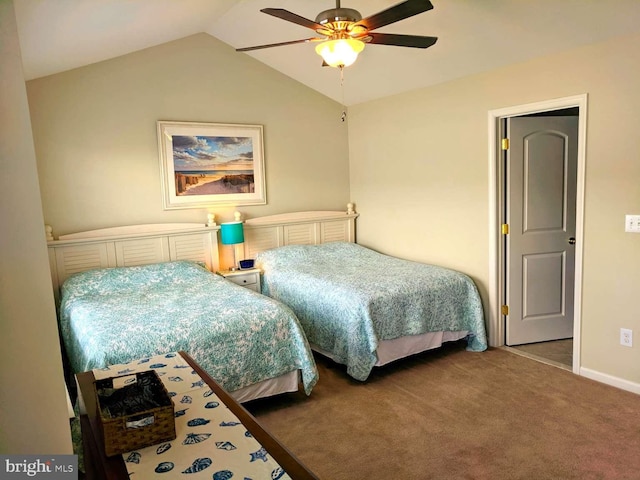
{"left": 620, "top": 328, "right": 633, "bottom": 347}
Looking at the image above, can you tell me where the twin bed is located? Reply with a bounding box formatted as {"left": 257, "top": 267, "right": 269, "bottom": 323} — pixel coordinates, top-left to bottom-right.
{"left": 58, "top": 260, "right": 318, "bottom": 401}
{"left": 255, "top": 241, "right": 487, "bottom": 381}
{"left": 49, "top": 209, "right": 487, "bottom": 404}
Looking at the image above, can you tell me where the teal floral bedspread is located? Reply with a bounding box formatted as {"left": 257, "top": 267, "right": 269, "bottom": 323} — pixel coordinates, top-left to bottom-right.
{"left": 58, "top": 261, "right": 318, "bottom": 394}
{"left": 256, "top": 242, "right": 487, "bottom": 381}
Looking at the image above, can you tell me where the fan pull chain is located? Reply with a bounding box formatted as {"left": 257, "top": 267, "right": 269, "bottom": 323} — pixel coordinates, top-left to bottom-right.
{"left": 340, "top": 66, "right": 347, "bottom": 122}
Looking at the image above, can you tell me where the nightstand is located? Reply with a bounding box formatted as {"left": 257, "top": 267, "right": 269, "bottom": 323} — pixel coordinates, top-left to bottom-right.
{"left": 217, "top": 268, "right": 261, "bottom": 292}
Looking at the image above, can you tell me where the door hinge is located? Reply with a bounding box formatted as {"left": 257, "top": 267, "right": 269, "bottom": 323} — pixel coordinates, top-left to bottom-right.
{"left": 501, "top": 305, "right": 509, "bottom": 315}
{"left": 501, "top": 223, "right": 509, "bottom": 235}
{"left": 501, "top": 138, "right": 510, "bottom": 150}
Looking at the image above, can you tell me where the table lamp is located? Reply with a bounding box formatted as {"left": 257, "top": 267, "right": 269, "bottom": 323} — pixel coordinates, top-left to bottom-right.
{"left": 220, "top": 221, "right": 244, "bottom": 271}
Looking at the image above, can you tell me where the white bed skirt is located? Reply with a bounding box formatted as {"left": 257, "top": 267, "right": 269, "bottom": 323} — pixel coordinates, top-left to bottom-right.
{"left": 230, "top": 331, "right": 469, "bottom": 401}
{"left": 230, "top": 370, "right": 300, "bottom": 403}
{"left": 311, "top": 330, "right": 470, "bottom": 368}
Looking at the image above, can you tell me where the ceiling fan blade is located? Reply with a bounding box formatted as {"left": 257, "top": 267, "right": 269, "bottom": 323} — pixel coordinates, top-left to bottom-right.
{"left": 236, "top": 38, "right": 323, "bottom": 52}
{"left": 261, "top": 8, "right": 327, "bottom": 31}
{"left": 354, "top": 0, "right": 434, "bottom": 31}
{"left": 366, "top": 32, "right": 437, "bottom": 49}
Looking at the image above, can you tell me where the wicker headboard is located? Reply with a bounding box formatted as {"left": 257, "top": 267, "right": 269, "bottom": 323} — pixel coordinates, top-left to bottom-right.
{"left": 47, "top": 223, "right": 220, "bottom": 301}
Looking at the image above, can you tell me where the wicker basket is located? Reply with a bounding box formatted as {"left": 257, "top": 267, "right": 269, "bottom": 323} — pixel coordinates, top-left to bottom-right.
{"left": 94, "top": 370, "right": 176, "bottom": 457}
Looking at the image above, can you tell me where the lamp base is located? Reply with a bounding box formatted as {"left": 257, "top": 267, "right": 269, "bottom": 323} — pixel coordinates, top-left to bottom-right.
{"left": 229, "top": 244, "right": 239, "bottom": 271}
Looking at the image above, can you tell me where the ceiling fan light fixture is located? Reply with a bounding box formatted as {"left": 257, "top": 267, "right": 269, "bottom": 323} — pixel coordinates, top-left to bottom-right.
{"left": 315, "top": 38, "right": 365, "bottom": 68}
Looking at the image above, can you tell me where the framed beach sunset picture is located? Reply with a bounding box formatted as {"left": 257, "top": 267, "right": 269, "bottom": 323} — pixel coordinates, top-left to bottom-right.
{"left": 157, "top": 121, "right": 266, "bottom": 209}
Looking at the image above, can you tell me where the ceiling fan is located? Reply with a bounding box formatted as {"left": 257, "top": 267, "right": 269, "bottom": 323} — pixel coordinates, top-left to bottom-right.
{"left": 236, "top": 0, "right": 438, "bottom": 68}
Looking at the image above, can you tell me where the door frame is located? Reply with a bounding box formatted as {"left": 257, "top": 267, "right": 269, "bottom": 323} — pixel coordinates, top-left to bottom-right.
{"left": 487, "top": 94, "right": 588, "bottom": 375}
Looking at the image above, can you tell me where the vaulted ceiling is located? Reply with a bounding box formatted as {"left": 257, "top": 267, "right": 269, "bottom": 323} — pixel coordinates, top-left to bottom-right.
{"left": 14, "top": 0, "right": 640, "bottom": 105}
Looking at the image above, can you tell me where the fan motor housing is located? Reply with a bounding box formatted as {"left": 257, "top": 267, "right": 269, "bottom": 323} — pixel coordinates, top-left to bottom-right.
{"left": 315, "top": 8, "right": 362, "bottom": 25}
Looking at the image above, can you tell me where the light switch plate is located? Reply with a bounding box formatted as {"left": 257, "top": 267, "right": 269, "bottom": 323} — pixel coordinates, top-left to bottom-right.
{"left": 625, "top": 215, "right": 640, "bottom": 233}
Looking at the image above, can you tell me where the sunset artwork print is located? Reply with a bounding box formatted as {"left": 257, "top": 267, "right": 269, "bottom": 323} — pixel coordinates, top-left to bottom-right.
{"left": 173, "top": 135, "right": 255, "bottom": 196}
{"left": 158, "top": 121, "right": 266, "bottom": 210}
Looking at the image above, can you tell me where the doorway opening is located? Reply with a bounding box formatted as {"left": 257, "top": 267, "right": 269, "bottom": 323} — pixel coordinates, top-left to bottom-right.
{"left": 488, "top": 95, "right": 588, "bottom": 375}
{"left": 509, "top": 338, "right": 573, "bottom": 371}
{"left": 508, "top": 107, "right": 580, "bottom": 370}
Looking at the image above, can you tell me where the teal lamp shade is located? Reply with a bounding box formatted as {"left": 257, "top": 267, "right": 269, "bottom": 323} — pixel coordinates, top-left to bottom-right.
{"left": 220, "top": 222, "right": 244, "bottom": 245}
{"left": 220, "top": 222, "right": 244, "bottom": 271}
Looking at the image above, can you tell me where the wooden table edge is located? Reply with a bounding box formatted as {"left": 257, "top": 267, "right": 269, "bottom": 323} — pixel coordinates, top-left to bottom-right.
{"left": 178, "top": 351, "right": 320, "bottom": 480}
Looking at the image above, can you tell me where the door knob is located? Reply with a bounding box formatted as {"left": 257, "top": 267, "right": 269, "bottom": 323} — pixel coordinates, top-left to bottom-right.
{"left": 568, "top": 237, "right": 576, "bottom": 245}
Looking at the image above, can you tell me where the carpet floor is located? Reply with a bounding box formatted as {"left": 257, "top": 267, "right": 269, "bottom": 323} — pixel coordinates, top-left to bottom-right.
{"left": 246, "top": 341, "right": 640, "bottom": 480}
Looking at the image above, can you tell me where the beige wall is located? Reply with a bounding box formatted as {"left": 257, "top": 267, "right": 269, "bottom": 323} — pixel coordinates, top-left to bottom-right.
{"left": 27, "top": 33, "right": 350, "bottom": 236}
{"left": 0, "top": 0, "right": 72, "bottom": 454}
{"left": 349, "top": 31, "right": 640, "bottom": 385}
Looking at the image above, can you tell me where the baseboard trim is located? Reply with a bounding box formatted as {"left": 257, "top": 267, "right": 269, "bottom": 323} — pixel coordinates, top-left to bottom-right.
{"left": 580, "top": 367, "right": 640, "bottom": 395}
